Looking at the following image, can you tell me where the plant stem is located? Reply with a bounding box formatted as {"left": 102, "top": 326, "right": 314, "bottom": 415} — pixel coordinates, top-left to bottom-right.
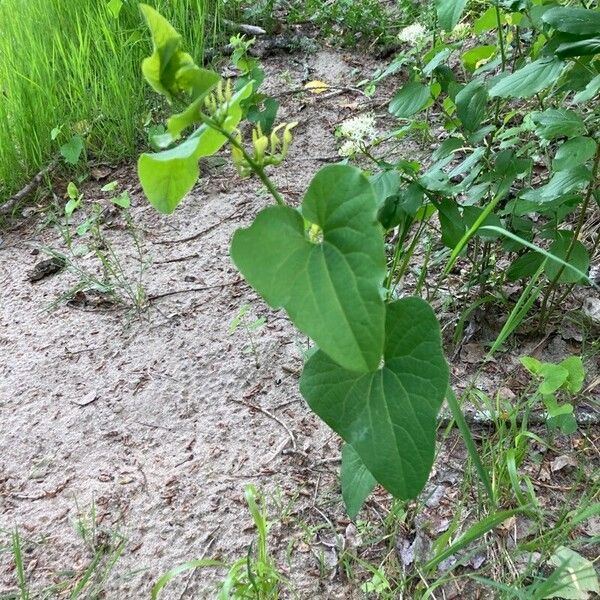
{"left": 495, "top": 2, "right": 507, "bottom": 72}
{"left": 200, "top": 114, "right": 286, "bottom": 207}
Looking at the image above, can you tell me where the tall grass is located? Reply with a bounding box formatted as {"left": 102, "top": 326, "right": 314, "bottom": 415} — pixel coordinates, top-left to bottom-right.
{"left": 0, "top": 0, "right": 228, "bottom": 204}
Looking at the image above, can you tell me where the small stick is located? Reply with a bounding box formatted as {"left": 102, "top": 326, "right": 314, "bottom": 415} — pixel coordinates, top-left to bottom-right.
{"left": 153, "top": 205, "right": 248, "bottom": 245}
{"left": 148, "top": 280, "right": 240, "bottom": 302}
{"left": 230, "top": 397, "right": 297, "bottom": 450}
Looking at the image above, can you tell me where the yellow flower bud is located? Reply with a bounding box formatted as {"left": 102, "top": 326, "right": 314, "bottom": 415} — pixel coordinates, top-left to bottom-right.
{"left": 281, "top": 122, "right": 298, "bottom": 157}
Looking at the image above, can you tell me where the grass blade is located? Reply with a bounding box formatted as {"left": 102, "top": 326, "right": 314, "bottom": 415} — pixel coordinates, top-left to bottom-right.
{"left": 445, "top": 386, "right": 496, "bottom": 507}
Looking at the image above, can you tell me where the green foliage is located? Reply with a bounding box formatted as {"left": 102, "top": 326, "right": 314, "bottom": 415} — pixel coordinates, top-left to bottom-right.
{"left": 340, "top": 444, "right": 377, "bottom": 519}
{"left": 435, "top": 0, "right": 468, "bottom": 31}
{"left": 377, "top": 0, "right": 599, "bottom": 327}
{"left": 545, "top": 546, "right": 600, "bottom": 599}
{"left": 151, "top": 485, "right": 282, "bottom": 598}
{"left": 521, "top": 355, "right": 585, "bottom": 435}
{"left": 301, "top": 298, "right": 449, "bottom": 499}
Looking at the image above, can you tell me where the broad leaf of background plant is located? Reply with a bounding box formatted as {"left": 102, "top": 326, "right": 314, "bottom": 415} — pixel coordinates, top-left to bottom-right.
{"left": 553, "top": 138, "right": 597, "bottom": 171}
{"left": 341, "top": 444, "right": 376, "bottom": 519}
{"left": 545, "top": 237, "right": 590, "bottom": 284}
{"left": 389, "top": 82, "right": 431, "bottom": 118}
{"left": 542, "top": 7, "right": 600, "bottom": 36}
{"left": 531, "top": 109, "right": 585, "bottom": 141}
{"left": 138, "top": 83, "right": 252, "bottom": 213}
{"left": 231, "top": 165, "right": 386, "bottom": 373}
{"left": 300, "top": 298, "right": 449, "bottom": 499}
{"left": 60, "top": 135, "right": 84, "bottom": 165}
{"left": 456, "top": 80, "right": 488, "bottom": 133}
{"left": 435, "top": 0, "right": 468, "bottom": 31}
{"left": 544, "top": 546, "right": 599, "bottom": 599}
{"left": 489, "top": 57, "right": 564, "bottom": 98}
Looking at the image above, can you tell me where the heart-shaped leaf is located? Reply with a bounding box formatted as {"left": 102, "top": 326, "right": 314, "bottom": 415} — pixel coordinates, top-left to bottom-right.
{"left": 231, "top": 165, "right": 386, "bottom": 373}
{"left": 300, "top": 298, "right": 449, "bottom": 499}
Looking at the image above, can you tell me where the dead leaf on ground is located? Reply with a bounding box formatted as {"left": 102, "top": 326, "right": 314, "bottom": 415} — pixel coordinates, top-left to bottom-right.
{"left": 304, "top": 80, "right": 330, "bottom": 94}
{"left": 551, "top": 455, "right": 578, "bottom": 473}
{"left": 91, "top": 166, "right": 111, "bottom": 180}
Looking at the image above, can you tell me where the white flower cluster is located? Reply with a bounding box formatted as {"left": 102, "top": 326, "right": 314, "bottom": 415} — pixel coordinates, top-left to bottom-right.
{"left": 398, "top": 22, "right": 427, "bottom": 45}
{"left": 338, "top": 113, "right": 377, "bottom": 157}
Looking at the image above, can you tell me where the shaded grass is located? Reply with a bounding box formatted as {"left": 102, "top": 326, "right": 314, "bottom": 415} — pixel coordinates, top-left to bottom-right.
{"left": 0, "top": 0, "right": 228, "bottom": 205}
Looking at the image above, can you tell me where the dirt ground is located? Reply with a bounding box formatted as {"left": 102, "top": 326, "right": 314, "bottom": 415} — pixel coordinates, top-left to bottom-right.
{"left": 1, "top": 48, "right": 598, "bottom": 599}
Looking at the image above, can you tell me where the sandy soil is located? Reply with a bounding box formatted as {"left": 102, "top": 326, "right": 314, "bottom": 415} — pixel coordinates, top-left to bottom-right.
{"left": 0, "top": 49, "right": 392, "bottom": 598}
{"left": 1, "top": 47, "right": 598, "bottom": 599}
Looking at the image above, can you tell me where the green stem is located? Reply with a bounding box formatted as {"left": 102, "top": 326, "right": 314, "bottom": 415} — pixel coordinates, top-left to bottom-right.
{"left": 200, "top": 114, "right": 286, "bottom": 207}
{"left": 495, "top": 1, "right": 507, "bottom": 72}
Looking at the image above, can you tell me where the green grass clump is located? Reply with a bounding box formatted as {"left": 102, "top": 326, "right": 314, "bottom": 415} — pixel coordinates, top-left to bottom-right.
{"left": 0, "top": 0, "right": 226, "bottom": 205}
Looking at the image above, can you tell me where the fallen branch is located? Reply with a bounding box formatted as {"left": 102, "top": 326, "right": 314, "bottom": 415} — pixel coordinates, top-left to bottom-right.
{"left": 148, "top": 279, "right": 241, "bottom": 302}
{"left": 1, "top": 157, "right": 60, "bottom": 215}
{"left": 223, "top": 19, "right": 266, "bottom": 36}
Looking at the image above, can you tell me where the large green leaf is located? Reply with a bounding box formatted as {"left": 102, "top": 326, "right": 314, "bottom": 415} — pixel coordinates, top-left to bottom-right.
{"left": 574, "top": 74, "right": 600, "bottom": 103}
{"left": 456, "top": 80, "right": 488, "bottom": 132}
{"left": 231, "top": 165, "right": 386, "bottom": 373}
{"left": 389, "top": 82, "right": 431, "bottom": 118}
{"left": 138, "top": 83, "right": 252, "bottom": 213}
{"left": 531, "top": 109, "right": 586, "bottom": 140}
{"left": 300, "top": 298, "right": 449, "bottom": 499}
{"left": 542, "top": 7, "right": 600, "bottom": 36}
{"left": 341, "top": 444, "right": 376, "bottom": 519}
{"left": 556, "top": 36, "right": 600, "bottom": 58}
{"left": 553, "top": 137, "right": 597, "bottom": 171}
{"left": 521, "top": 166, "right": 591, "bottom": 203}
{"left": 545, "top": 546, "right": 600, "bottom": 599}
{"left": 489, "top": 57, "right": 565, "bottom": 98}
{"left": 435, "top": 0, "right": 468, "bottom": 31}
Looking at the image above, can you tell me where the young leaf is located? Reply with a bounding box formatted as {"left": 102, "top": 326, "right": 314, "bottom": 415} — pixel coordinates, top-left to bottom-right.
{"left": 300, "top": 298, "right": 449, "bottom": 499}
{"left": 462, "top": 45, "right": 497, "bottom": 71}
{"left": 341, "top": 444, "right": 377, "bottom": 519}
{"left": 231, "top": 165, "right": 386, "bottom": 373}
{"left": 559, "top": 356, "right": 585, "bottom": 394}
{"left": 389, "top": 82, "right": 431, "bottom": 118}
{"left": 553, "top": 137, "right": 597, "bottom": 171}
{"left": 489, "top": 58, "right": 564, "bottom": 98}
{"left": 60, "top": 135, "right": 85, "bottom": 165}
{"left": 139, "top": 4, "right": 214, "bottom": 102}
{"left": 542, "top": 7, "right": 600, "bottom": 36}
{"left": 138, "top": 82, "right": 252, "bottom": 213}
{"left": 435, "top": 0, "right": 468, "bottom": 31}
